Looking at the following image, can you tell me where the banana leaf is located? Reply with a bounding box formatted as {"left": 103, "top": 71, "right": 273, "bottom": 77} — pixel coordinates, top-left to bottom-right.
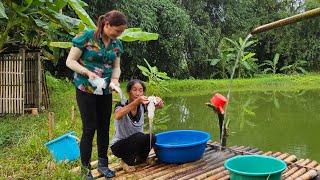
{"left": 118, "top": 28, "right": 159, "bottom": 42}
{"left": 67, "top": 0, "right": 96, "bottom": 29}
{"left": 0, "top": 2, "right": 8, "bottom": 19}
{"left": 49, "top": 42, "right": 72, "bottom": 48}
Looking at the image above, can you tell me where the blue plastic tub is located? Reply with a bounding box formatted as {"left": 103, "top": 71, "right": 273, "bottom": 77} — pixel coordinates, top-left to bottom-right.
{"left": 155, "top": 130, "right": 211, "bottom": 164}
{"left": 224, "top": 155, "right": 287, "bottom": 180}
{"left": 45, "top": 131, "right": 80, "bottom": 162}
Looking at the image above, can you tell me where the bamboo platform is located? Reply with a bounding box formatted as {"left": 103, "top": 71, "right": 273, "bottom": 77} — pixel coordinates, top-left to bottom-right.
{"left": 72, "top": 142, "right": 320, "bottom": 179}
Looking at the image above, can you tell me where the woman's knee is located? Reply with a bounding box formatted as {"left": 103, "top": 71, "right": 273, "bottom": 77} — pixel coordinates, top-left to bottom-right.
{"left": 82, "top": 127, "right": 96, "bottom": 139}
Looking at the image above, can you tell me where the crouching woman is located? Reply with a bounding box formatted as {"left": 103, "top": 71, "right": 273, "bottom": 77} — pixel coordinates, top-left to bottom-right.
{"left": 110, "top": 79, "right": 164, "bottom": 171}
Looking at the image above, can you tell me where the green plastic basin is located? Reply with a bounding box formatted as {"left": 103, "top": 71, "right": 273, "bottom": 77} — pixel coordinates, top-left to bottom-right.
{"left": 224, "top": 155, "right": 287, "bottom": 180}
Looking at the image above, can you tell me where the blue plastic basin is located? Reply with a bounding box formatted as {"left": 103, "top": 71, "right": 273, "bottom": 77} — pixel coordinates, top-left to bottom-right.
{"left": 224, "top": 155, "right": 287, "bottom": 180}
{"left": 155, "top": 130, "right": 210, "bottom": 164}
{"left": 45, "top": 131, "right": 80, "bottom": 162}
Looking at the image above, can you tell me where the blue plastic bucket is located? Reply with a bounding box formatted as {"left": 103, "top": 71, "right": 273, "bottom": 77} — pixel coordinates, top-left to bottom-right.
{"left": 224, "top": 155, "right": 287, "bottom": 180}
{"left": 45, "top": 131, "right": 80, "bottom": 162}
{"left": 155, "top": 130, "right": 211, "bottom": 164}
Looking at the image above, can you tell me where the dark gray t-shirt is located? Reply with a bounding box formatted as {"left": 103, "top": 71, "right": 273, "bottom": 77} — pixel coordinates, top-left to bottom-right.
{"left": 111, "top": 102, "right": 146, "bottom": 146}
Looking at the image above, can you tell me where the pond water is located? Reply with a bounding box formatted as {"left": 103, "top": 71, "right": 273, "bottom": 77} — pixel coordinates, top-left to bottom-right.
{"left": 156, "top": 89, "right": 320, "bottom": 162}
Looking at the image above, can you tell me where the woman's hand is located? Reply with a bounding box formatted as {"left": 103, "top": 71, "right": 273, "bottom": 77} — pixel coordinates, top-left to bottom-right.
{"left": 135, "top": 96, "right": 149, "bottom": 105}
{"left": 155, "top": 97, "right": 164, "bottom": 109}
{"left": 85, "top": 70, "right": 99, "bottom": 79}
{"left": 110, "top": 78, "right": 120, "bottom": 87}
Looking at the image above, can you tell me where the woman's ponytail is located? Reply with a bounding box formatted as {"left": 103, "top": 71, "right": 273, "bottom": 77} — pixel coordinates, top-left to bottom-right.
{"left": 94, "top": 15, "right": 105, "bottom": 39}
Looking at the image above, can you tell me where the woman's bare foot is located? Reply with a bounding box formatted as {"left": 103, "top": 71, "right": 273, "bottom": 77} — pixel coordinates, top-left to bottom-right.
{"left": 146, "top": 157, "right": 157, "bottom": 165}
{"left": 120, "top": 160, "right": 136, "bottom": 172}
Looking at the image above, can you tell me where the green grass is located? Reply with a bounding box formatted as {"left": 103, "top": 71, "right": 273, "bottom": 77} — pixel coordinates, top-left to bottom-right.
{"left": 1, "top": 73, "right": 320, "bottom": 178}
{"left": 161, "top": 73, "right": 320, "bottom": 97}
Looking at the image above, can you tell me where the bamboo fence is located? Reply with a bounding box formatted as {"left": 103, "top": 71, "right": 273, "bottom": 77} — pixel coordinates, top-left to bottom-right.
{"left": 0, "top": 47, "right": 49, "bottom": 114}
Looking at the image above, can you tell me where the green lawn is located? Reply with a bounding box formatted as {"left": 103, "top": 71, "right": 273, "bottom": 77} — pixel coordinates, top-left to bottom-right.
{"left": 1, "top": 73, "right": 320, "bottom": 178}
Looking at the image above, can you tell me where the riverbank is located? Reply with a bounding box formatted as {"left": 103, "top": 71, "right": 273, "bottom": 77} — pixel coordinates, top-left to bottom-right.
{"left": 1, "top": 73, "right": 319, "bottom": 178}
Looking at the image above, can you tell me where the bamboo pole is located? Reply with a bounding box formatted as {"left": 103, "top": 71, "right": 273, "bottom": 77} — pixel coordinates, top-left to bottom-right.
{"left": 246, "top": 148, "right": 260, "bottom": 154}
{"left": 187, "top": 161, "right": 227, "bottom": 179}
{"left": 37, "top": 52, "right": 41, "bottom": 111}
{"left": 277, "top": 153, "right": 289, "bottom": 160}
{"left": 251, "top": 8, "right": 320, "bottom": 34}
{"left": 117, "top": 163, "right": 170, "bottom": 179}
{"left": 71, "top": 105, "right": 75, "bottom": 126}
{"left": 286, "top": 160, "right": 318, "bottom": 179}
{"left": 0, "top": 57, "right": 2, "bottom": 113}
{"left": 284, "top": 155, "right": 297, "bottom": 164}
{"left": 18, "top": 56, "right": 21, "bottom": 113}
{"left": 152, "top": 158, "right": 210, "bottom": 180}
{"left": 5, "top": 58, "right": 8, "bottom": 113}
{"left": 171, "top": 154, "right": 228, "bottom": 180}
{"left": 205, "top": 169, "right": 229, "bottom": 180}
{"left": 295, "top": 170, "right": 318, "bottom": 180}
{"left": 3, "top": 57, "right": 5, "bottom": 113}
{"left": 272, "top": 152, "right": 282, "bottom": 157}
{"left": 106, "top": 161, "right": 149, "bottom": 179}
{"left": 140, "top": 164, "right": 189, "bottom": 180}
{"left": 48, "top": 112, "right": 55, "bottom": 139}
{"left": 26, "top": 55, "right": 28, "bottom": 108}
{"left": 262, "top": 151, "right": 273, "bottom": 156}
{"left": 296, "top": 164, "right": 320, "bottom": 180}
{"left": 7, "top": 57, "right": 9, "bottom": 113}
{"left": 21, "top": 49, "right": 25, "bottom": 114}
{"left": 6, "top": 57, "right": 9, "bottom": 113}
{"left": 217, "top": 175, "right": 230, "bottom": 180}
{"left": 71, "top": 160, "right": 100, "bottom": 174}
{"left": 9, "top": 58, "right": 11, "bottom": 113}
{"left": 283, "top": 159, "right": 310, "bottom": 178}
{"left": 191, "top": 152, "right": 236, "bottom": 180}
{"left": 164, "top": 165, "right": 205, "bottom": 180}
{"left": 283, "top": 158, "right": 305, "bottom": 174}
{"left": 11, "top": 58, "right": 14, "bottom": 113}
{"left": 134, "top": 164, "right": 175, "bottom": 179}
{"left": 135, "top": 162, "right": 164, "bottom": 172}
{"left": 151, "top": 160, "right": 208, "bottom": 180}
{"left": 192, "top": 166, "right": 225, "bottom": 180}
{"left": 13, "top": 58, "right": 16, "bottom": 113}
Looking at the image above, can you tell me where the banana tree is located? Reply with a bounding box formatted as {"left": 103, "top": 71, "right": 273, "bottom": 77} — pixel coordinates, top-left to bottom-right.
{"left": 137, "top": 58, "right": 170, "bottom": 95}
{"left": 207, "top": 40, "right": 236, "bottom": 78}
{"left": 260, "top": 53, "right": 280, "bottom": 74}
{"left": 0, "top": 0, "right": 94, "bottom": 51}
{"left": 280, "top": 59, "right": 308, "bottom": 74}
{"left": 222, "top": 37, "right": 258, "bottom": 78}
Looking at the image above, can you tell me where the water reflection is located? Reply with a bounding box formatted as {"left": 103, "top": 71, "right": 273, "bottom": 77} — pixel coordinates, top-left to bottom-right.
{"left": 161, "top": 89, "right": 320, "bottom": 162}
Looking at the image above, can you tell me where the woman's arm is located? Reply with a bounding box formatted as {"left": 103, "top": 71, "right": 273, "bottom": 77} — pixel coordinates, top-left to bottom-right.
{"left": 115, "top": 96, "right": 149, "bottom": 120}
{"left": 66, "top": 47, "right": 98, "bottom": 79}
{"left": 111, "top": 57, "right": 121, "bottom": 86}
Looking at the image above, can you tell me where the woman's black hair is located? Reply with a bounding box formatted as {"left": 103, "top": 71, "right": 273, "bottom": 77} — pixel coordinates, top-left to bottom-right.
{"left": 126, "top": 79, "right": 146, "bottom": 93}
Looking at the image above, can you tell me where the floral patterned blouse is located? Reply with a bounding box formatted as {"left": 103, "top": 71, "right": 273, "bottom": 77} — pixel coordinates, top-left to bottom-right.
{"left": 72, "top": 28, "right": 124, "bottom": 95}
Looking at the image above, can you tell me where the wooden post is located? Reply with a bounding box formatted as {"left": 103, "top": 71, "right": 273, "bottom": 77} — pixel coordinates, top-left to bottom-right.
{"left": 31, "top": 108, "right": 38, "bottom": 115}
{"left": 71, "top": 105, "right": 75, "bottom": 127}
{"left": 37, "top": 52, "right": 42, "bottom": 111}
{"left": 21, "top": 48, "right": 25, "bottom": 115}
{"left": 48, "top": 112, "right": 55, "bottom": 139}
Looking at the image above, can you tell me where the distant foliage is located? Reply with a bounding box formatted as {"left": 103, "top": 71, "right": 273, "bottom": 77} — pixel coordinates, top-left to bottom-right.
{"left": 1, "top": 0, "right": 320, "bottom": 78}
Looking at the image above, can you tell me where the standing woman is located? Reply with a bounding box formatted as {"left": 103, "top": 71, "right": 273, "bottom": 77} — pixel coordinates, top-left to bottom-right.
{"left": 66, "top": 10, "right": 127, "bottom": 179}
